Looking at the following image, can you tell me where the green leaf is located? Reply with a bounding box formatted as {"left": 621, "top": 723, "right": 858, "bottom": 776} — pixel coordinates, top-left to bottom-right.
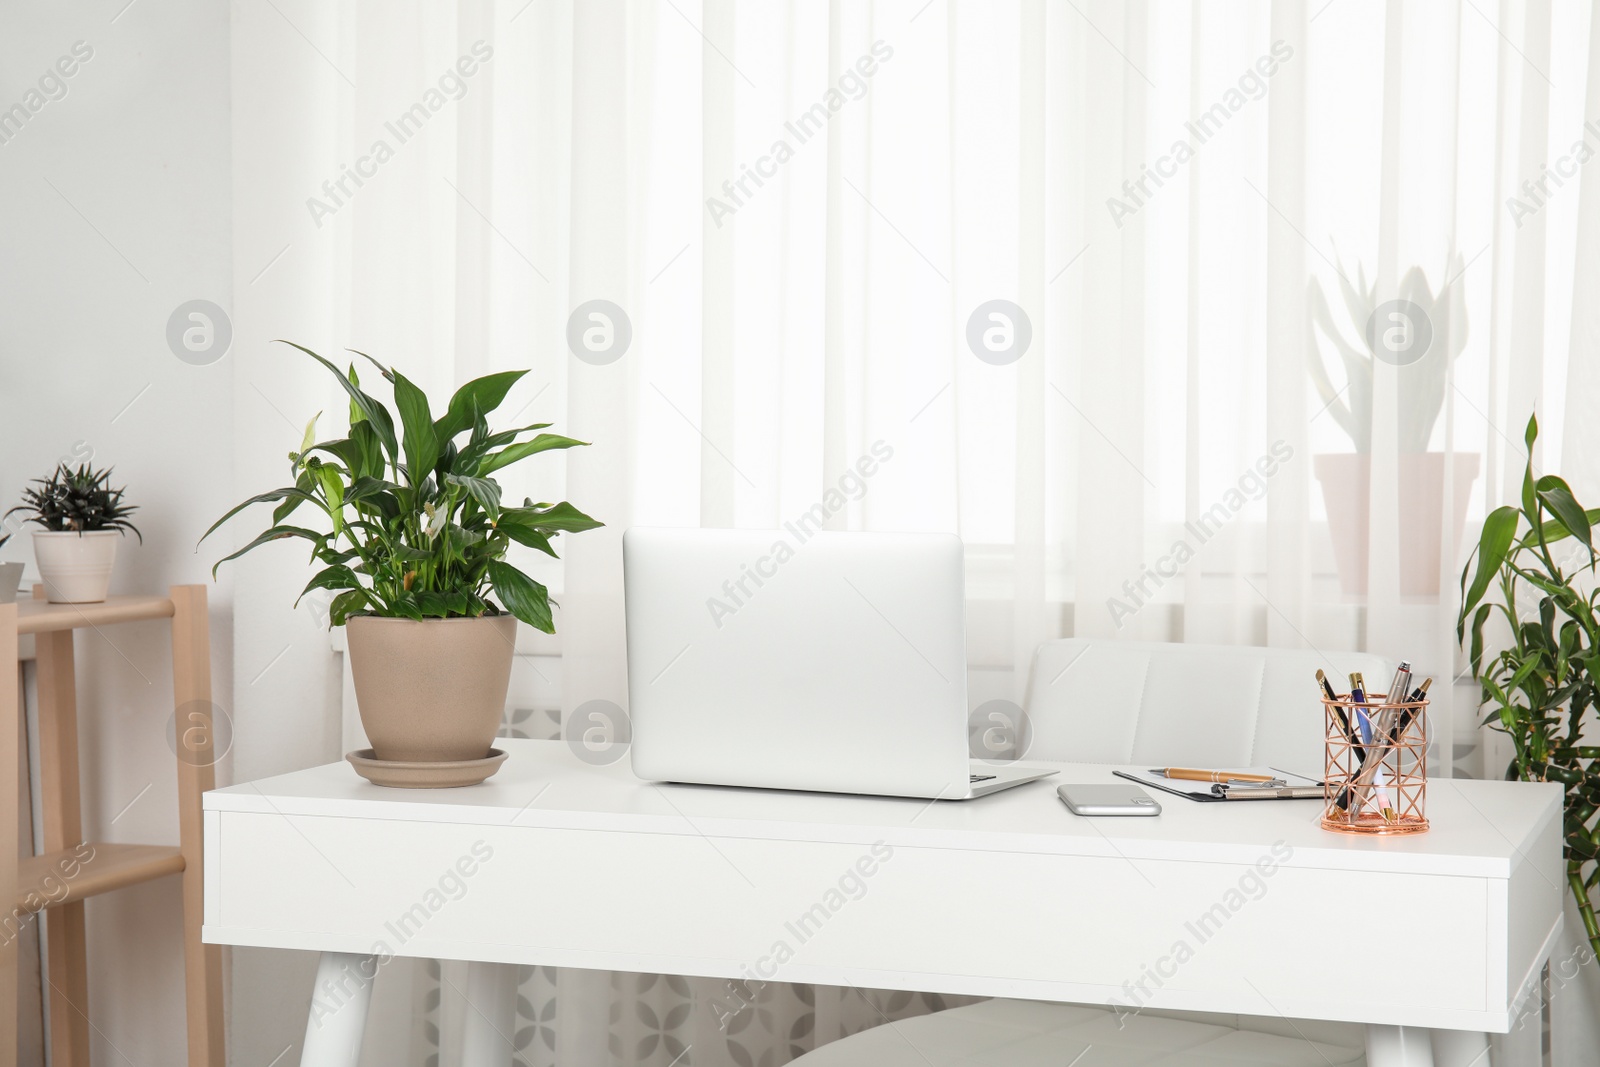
{"left": 276, "top": 340, "right": 398, "bottom": 460}
{"left": 315, "top": 465, "right": 346, "bottom": 536}
{"left": 347, "top": 363, "right": 362, "bottom": 426}
{"left": 327, "top": 588, "right": 370, "bottom": 626}
{"left": 445, "top": 473, "right": 501, "bottom": 518}
{"left": 297, "top": 565, "right": 361, "bottom": 606}
{"left": 415, "top": 590, "right": 451, "bottom": 618}
{"left": 210, "top": 525, "right": 328, "bottom": 578}
{"left": 506, "top": 500, "right": 604, "bottom": 533}
{"left": 300, "top": 412, "right": 320, "bottom": 454}
{"left": 1468, "top": 601, "right": 1492, "bottom": 674}
{"left": 388, "top": 594, "right": 425, "bottom": 621}
{"left": 480, "top": 434, "right": 588, "bottom": 475}
{"left": 350, "top": 421, "right": 384, "bottom": 480}
{"left": 497, "top": 521, "right": 558, "bottom": 557}
{"left": 487, "top": 560, "right": 552, "bottom": 632}
{"left": 434, "top": 370, "right": 528, "bottom": 443}
{"left": 273, "top": 472, "right": 317, "bottom": 525}
{"left": 1522, "top": 416, "right": 1540, "bottom": 525}
{"left": 347, "top": 348, "right": 394, "bottom": 383}
{"left": 1460, "top": 506, "right": 1520, "bottom": 635}
{"left": 199, "top": 486, "right": 323, "bottom": 545}
{"left": 1535, "top": 475, "right": 1594, "bottom": 556}
{"left": 455, "top": 421, "right": 553, "bottom": 473}
{"left": 391, "top": 369, "right": 439, "bottom": 488}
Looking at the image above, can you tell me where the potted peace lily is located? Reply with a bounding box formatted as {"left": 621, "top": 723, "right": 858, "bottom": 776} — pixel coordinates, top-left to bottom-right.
{"left": 205, "top": 343, "right": 601, "bottom": 784}
{"left": 4, "top": 464, "right": 142, "bottom": 603}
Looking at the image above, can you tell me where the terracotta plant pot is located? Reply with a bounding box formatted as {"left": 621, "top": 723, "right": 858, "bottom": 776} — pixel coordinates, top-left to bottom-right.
{"left": 344, "top": 614, "right": 517, "bottom": 763}
{"left": 32, "top": 530, "right": 121, "bottom": 603}
{"left": 1313, "top": 452, "right": 1480, "bottom": 597}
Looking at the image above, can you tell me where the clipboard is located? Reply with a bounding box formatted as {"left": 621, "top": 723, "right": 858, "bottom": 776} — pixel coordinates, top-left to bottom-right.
{"left": 1112, "top": 767, "right": 1324, "bottom": 803}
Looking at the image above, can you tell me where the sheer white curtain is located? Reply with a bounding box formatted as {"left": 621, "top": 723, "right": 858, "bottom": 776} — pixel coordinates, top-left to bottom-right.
{"left": 230, "top": 0, "right": 1600, "bottom": 1064}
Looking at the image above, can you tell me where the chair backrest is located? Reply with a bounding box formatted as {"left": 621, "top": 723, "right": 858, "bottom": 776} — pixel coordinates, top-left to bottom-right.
{"left": 1020, "top": 639, "right": 1393, "bottom": 774}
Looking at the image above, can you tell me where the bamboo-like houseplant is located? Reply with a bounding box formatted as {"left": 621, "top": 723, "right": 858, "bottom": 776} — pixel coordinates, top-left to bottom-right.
{"left": 1459, "top": 414, "right": 1600, "bottom": 961}
{"left": 205, "top": 343, "right": 601, "bottom": 783}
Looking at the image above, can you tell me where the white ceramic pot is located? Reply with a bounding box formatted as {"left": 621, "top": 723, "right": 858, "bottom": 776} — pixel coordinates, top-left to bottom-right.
{"left": 32, "top": 530, "right": 121, "bottom": 603}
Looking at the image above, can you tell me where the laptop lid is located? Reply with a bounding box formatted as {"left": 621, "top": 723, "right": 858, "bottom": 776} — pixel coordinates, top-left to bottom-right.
{"left": 623, "top": 527, "right": 970, "bottom": 797}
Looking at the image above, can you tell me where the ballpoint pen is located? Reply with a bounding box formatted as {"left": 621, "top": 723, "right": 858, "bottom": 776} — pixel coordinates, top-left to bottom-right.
{"left": 1373, "top": 661, "right": 1412, "bottom": 750}
{"left": 1150, "top": 768, "right": 1285, "bottom": 786}
{"left": 1317, "top": 669, "right": 1363, "bottom": 757}
{"left": 1394, "top": 677, "right": 1431, "bottom": 740}
{"left": 1348, "top": 672, "right": 1372, "bottom": 745}
{"left": 1211, "top": 783, "right": 1324, "bottom": 800}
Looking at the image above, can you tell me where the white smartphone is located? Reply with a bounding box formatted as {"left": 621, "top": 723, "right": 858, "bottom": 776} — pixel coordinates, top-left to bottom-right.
{"left": 1057, "top": 783, "right": 1161, "bottom": 816}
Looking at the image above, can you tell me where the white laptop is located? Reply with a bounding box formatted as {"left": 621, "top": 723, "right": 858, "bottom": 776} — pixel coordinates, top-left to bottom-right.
{"left": 622, "top": 527, "right": 1056, "bottom": 800}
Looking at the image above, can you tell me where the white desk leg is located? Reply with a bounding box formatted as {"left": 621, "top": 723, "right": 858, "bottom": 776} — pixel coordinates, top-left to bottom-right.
{"left": 1431, "top": 1029, "right": 1492, "bottom": 1067}
{"left": 1366, "top": 1024, "right": 1436, "bottom": 1067}
{"left": 460, "top": 961, "right": 516, "bottom": 1067}
{"left": 301, "top": 952, "right": 377, "bottom": 1067}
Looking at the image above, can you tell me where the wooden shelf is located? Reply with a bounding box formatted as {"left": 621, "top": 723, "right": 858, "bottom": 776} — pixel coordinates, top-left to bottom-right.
{"left": 2, "top": 584, "right": 224, "bottom": 1067}
{"left": 14, "top": 595, "right": 176, "bottom": 635}
{"left": 14, "top": 843, "right": 185, "bottom": 915}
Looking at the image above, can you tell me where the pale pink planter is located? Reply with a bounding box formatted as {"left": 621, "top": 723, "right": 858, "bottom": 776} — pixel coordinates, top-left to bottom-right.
{"left": 345, "top": 614, "right": 517, "bottom": 764}
{"left": 1313, "top": 453, "right": 1481, "bottom": 597}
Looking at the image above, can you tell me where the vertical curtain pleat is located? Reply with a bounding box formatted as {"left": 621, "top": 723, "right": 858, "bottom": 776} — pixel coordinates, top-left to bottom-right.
{"left": 1072, "top": 0, "right": 1147, "bottom": 641}
{"left": 1564, "top": 2, "right": 1600, "bottom": 504}
{"left": 1011, "top": 0, "right": 1047, "bottom": 697}
{"left": 1264, "top": 0, "right": 1310, "bottom": 648}
{"left": 700, "top": 0, "right": 738, "bottom": 529}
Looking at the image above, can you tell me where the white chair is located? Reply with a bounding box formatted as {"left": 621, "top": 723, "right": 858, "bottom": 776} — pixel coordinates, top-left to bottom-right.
{"left": 791, "top": 639, "right": 1490, "bottom": 1067}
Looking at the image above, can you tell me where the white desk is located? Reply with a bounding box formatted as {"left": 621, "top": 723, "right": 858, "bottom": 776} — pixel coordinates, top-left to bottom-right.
{"left": 204, "top": 739, "right": 1563, "bottom": 1067}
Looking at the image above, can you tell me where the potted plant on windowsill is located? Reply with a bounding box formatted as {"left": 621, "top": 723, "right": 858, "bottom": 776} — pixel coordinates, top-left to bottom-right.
{"left": 4, "top": 464, "right": 142, "bottom": 603}
{"left": 1307, "top": 253, "right": 1479, "bottom": 596}
{"left": 205, "top": 342, "right": 602, "bottom": 786}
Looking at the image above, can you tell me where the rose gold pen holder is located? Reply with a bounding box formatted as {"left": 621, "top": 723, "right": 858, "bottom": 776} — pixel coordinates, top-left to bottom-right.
{"left": 1321, "top": 693, "right": 1428, "bottom": 835}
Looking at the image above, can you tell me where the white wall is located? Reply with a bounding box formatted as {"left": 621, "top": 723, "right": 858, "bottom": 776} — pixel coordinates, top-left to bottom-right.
{"left": 226, "top": 0, "right": 353, "bottom": 1060}
{"left": 0, "top": 1, "right": 233, "bottom": 1064}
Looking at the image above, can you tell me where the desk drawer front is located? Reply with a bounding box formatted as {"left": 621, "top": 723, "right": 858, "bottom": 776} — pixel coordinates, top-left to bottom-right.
{"left": 208, "top": 812, "right": 1495, "bottom": 1028}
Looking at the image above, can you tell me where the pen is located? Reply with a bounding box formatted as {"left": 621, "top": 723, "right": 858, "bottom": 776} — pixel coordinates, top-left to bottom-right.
{"left": 1394, "top": 677, "right": 1431, "bottom": 740}
{"left": 1317, "top": 669, "right": 1363, "bottom": 758}
{"left": 1150, "top": 768, "right": 1282, "bottom": 785}
{"left": 1373, "top": 661, "right": 1412, "bottom": 751}
{"left": 1211, "top": 783, "right": 1325, "bottom": 800}
{"left": 1384, "top": 661, "right": 1413, "bottom": 706}
{"left": 1348, "top": 672, "right": 1372, "bottom": 745}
